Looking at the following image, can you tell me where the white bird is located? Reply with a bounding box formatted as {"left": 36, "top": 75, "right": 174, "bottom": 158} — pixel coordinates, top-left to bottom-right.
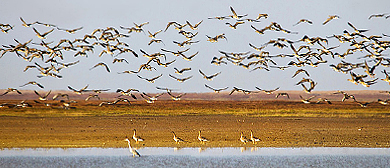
{"left": 198, "top": 130, "right": 209, "bottom": 143}
{"left": 250, "top": 130, "right": 261, "bottom": 144}
{"left": 240, "top": 132, "right": 249, "bottom": 144}
{"left": 124, "top": 137, "right": 141, "bottom": 157}
{"left": 172, "top": 131, "right": 186, "bottom": 144}
{"left": 133, "top": 129, "right": 144, "bottom": 143}
{"left": 34, "top": 90, "right": 51, "bottom": 101}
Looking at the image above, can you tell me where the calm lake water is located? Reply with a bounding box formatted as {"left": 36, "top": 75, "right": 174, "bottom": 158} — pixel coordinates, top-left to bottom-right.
{"left": 1, "top": 147, "right": 389, "bottom": 168}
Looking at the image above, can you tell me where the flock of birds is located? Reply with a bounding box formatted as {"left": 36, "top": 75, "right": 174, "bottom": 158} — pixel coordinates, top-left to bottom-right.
{"left": 123, "top": 129, "right": 262, "bottom": 157}
{"left": 1, "top": 6, "right": 390, "bottom": 108}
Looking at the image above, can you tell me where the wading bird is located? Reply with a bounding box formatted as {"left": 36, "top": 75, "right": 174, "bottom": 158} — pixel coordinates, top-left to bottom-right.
{"left": 198, "top": 130, "right": 209, "bottom": 143}
{"left": 240, "top": 132, "right": 249, "bottom": 144}
{"left": 172, "top": 131, "right": 186, "bottom": 144}
{"left": 132, "top": 129, "right": 144, "bottom": 143}
{"left": 124, "top": 137, "right": 141, "bottom": 157}
{"left": 250, "top": 130, "right": 261, "bottom": 144}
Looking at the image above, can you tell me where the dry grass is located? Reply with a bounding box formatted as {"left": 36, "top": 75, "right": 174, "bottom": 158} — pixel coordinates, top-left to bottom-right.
{"left": 1, "top": 100, "right": 389, "bottom": 118}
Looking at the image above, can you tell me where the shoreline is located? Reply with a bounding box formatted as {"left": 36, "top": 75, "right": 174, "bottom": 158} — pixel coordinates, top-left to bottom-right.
{"left": 1, "top": 100, "right": 389, "bottom": 149}
{"left": 1, "top": 115, "right": 389, "bottom": 149}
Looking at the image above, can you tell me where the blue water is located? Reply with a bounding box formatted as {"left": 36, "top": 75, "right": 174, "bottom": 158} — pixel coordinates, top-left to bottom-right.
{"left": 1, "top": 148, "right": 389, "bottom": 168}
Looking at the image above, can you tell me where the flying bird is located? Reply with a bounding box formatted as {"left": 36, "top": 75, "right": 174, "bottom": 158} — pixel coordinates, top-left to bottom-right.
{"left": 255, "top": 87, "right": 280, "bottom": 94}
{"left": 57, "top": 27, "right": 83, "bottom": 34}
{"left": 293, "top": 19, "right": 313, "bottom": 26}
{"left": 20, "top": 81, "right": 44, "bottom": 89}
{"left": 167, "top": 91, "right": 186, "bottom": 101}
{"left": 32, "top": 27, "right": 54, "bottom": 39}
{"left": 186, "top": 20, "right": 203, "bottom": 30}
{"left": 68, "top": 85, "right": 89, "bottom": 95}
{"left": 199, "top": 69, "right": 221, "bottom": 81}
{"left": 322, "top": 15, "right": 340, "bottom": 25}
{"left": 137, "top": 74, "right": 163, "bottom": 83}
{"left": 34, "top": 90, "right": 51, "bottom": 101}
{"left": 89, "top": 62, "right": 110, "bottom": 72}
{"left": 275, "top": 92, "right": 290, "bottom": 99}
{"left": 147, "top": 30, "right": 162, "bottom": 38}
{"left": 1, "top": 88, "right": 22, "bottom": 96}
{"left": 291, "top": 69, "right": 310, "bottom": 78}
{"left": 174, "top": 67, "right": 191, "bottom": 75}
{"left": 169, "top": 74, "right": 193, "bottom": 82}
{"left": 204, "top": 84, "right": 228, "bottom": 93}
{"left": 229, "top": 6, "right": 248, "bottom": 19}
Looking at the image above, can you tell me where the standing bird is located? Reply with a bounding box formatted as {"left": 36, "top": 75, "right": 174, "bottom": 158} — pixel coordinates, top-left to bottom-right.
{"left": 198, "top": 130, "right": 209, "bottom": 143}
{"left": 124, "top": 137, "right": 141, "bottom": 157}
{"left": 250, "top": 130, "right": 261, "bottom": 144}
{"left": 132, "top": 129, "right": 144, "bottom": 143}
{"left": 172, "top": 131, "right": 186, "bottom": 144}
{"left": 240, "top": 132, "right": 249, "bottom": 144}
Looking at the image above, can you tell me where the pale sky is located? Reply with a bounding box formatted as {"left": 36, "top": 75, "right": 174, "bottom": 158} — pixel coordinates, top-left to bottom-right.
{"left": 1, "top": 0, "right": 389, "bottom": 93}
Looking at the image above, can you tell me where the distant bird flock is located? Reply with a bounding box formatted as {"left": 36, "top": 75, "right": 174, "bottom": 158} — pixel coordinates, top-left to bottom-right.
{"left": 1, "top": 6, "right": 390, "bottom": 108}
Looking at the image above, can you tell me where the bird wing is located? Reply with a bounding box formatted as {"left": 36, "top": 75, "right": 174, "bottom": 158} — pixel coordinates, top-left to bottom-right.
{"left": 44, "top": 90, "right": 52, "bottom": 98}
{"left": 204, "top": 84, "right": 214, "bottom": 90}
{"left": 81, "top": 84, "right": 89, "bottom": 91}
{"left": 67, "top": 86, "right": 78, "bottom": 92}
{"left": 169, "top": 73, "right": 180, "bottom": 79}
{"left": 230, "top": 6, "right": 237, "bottom": 17}
{"left": 151, "top": 74, "right": 163, "bottom": 81}
{"left": 102, "top": 63, "right": 110, "bottom": 72}
{"left": 34, "top": 90, "right": 42, "bottom": 97}
{"left": 198, "top": 69, "right": 207, "bottom": 77}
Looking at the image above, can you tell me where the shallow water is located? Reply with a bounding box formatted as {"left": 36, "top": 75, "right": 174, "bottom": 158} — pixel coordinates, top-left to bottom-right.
{"left": 1, "top": 147, "right": 390, "bottom": 168}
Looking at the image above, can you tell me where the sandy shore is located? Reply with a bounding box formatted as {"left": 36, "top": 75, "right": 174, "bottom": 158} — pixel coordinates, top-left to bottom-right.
{"left": 1, "top": 115, "right": 389, "bottom": 148}
{"left": 1, "top": 100, "right": 389, "bottom": 148}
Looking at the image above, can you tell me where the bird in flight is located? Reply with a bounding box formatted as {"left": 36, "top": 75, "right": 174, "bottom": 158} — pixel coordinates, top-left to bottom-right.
{"left": 199, "top": 69, "right": 221, "bottom": 81}
{"left": 322, "top": 15, "right": 340, "bottom": 25}
{"left": 174, "top": 67, "right": 191, "bottom": 75}
{"left": 20, "top": 81, "right": 44, "bottom": 89}
{"left": 293, "top": 19, "right": 313, "bottom": 26}
{"left": 89, "top": 62, "right": 110, "bottom": 73}
{"left": 68, "top": 84, "right": 89, "bottom": 95}
{"left": 137, "top": 74, "right": 163, "bottom": 83}
{"left": 169, "top": 74, "right": 193, "bottom": 83}
{"left": 204, "top": 84, "right": 228, "bottom": 93}
{"left": 229, "top": 6, "right": 248, "bottom": 19}
{"left": 32, "top": 27, "right": 54, "bottom": 39}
